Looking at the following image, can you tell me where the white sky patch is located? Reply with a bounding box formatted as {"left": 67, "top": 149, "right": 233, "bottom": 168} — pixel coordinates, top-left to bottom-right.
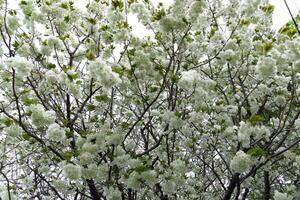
{"left": 270, "top": 0, "right": 300, "bottom": 30}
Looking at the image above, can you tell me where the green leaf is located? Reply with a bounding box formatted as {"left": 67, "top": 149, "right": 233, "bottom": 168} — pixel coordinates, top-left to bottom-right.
{"left": 135, "top": 165, "right": 148, "bottom": 173}
{"left": 79, "top": 130, "right": 88, "bottom": 137}
{"left": 67, "top": 73, "right": 78, "bottom": 81}
{"left": 240, "top": 19, "right": 250, "bottom": 26}
{"left": 59, "top": 34, "right": 69, "bottom": 41}
{"left": 121, "top": 122, "right": 130, "bottom": 129}
{"left": 247, "top": 147, "right": 265, "bottom": 157}
{"left": 87, "top": 104, "right": 96, "bottom": 111}
{"left": 1, "top": 117, "right": 13, "bottom": 127}
{"left": 64, "top": 16, "right": 71, "bottom": 23}
{"left": 12, "top": 41, "right": 20, "bottom": 49}
{"left": 22, "top": 133, "right": 30, "bottom": 141}
{"left": 175, "top": 111, "right": 182, "bottom": 118}
{"left": 149, "top": 85, "right": 159, "bottom": 93}
{"left": 22, "top": 98, "right": 38, "bottom": 106}
{"left": 87, "top": 18, "right": 96, "bottom": 25}
{"left": 95, "top": 95, "right": 109, "bottom": 103}
{"left": 260, "top": 4, "right": 275, "bottom": 14}
{"left": 170, "top": 74, "right": 180, "bottom": 83}
{"left": 291, "top": 148, "right": 300, "bottom": 155}
{"left": 260, "top": 42, "right": 273, "bottom": 55}
{"left": 65, "top": 130, "right": 73, "bottom": 138}
{"left": 152, "top": 8, "right": 166, "bottom": 21}
{"left": 20, "top": 0, "right": 27, "bottom": 5}
{"left": 100, "top": 25, "right": 109, "bottom": 31}
{"left": 63, "top": 151, "right": 73, "bottom": 161}
{"left": 60, "top": 2, "right": 69, "bottom": 9}
{"left": 85, "top": 50, "right": 95, "bottom": 61}
{"left": 112, "top": 0, "right": 123, "bottom": 10}
{"left": 46, "top": 63, "right": 56, "bottom": 69}
{"left": 112, "top": 65, "right": 124, "bottom": 76}
{"left": 35, "top": 53, "right": 43, "bottom": 62}
{"left": 249, "top": 115, "right": 265, "bottom": 125}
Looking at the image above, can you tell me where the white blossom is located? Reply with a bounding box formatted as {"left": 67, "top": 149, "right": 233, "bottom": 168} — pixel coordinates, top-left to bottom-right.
{"left": 45, "top": 123, "right": 65, "bottom": 142}
{"left": 104, "top": 187, "right": 122, "bottom": 200}
{"left": 237, "top": 122, "right": 250, "bottom": 148}
{"left": 274, "top": 191, "right": 293, "bottom": 200}
{"left": 88, "top": 61, "right": 121, "bottom": 88}
{"left": 230, "top": 150, "right": 252, "bottom": 173}
{"left": 63, "top": 164, "right": 81, "bottom": 180}
{"left": 257, "top": 57, "right": 277, "bottom": 79}
{"left": 162, "top": 179, "right": 177, "bottom": 194}
{"left": 30, "top": 104, "right": 56, "bottom": 127}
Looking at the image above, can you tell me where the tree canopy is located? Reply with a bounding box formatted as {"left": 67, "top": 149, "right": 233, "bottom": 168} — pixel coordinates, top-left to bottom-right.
{"left": 0, "top": 0, "right": 299, "bottom": 199}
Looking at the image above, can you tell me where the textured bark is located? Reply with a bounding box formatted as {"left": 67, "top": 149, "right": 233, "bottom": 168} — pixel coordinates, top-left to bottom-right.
{"left": 223, "top": 173, "right": 239, "bottom": 200}
{"left": 87, "top": 179, "right": 101, "bottom": 200}
{"left": 264, "top": 171, "right": 271, "bottom": 200}
{"left": 242, "top": 188, "right": 249, "bottom": 200}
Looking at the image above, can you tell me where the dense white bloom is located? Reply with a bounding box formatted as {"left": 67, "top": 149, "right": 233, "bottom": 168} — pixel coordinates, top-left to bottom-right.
{"left": 141, "top": 170, "right": 157, "bottom": 186}
{"left": 237, "top": 122, "right": 250, "bottom": 148}
{"left": 88, "top": 61, "right": 121, "bottom": 88}
{"left": 130, "top": 3, "right": 150, "bottom": 24}
{"left": 4, "top": 124, "right": 22, "bottom": 137}
{"left": 274, "top": 191, "right": 293, "bottom": 200}
{"left": 294, "top": 156, "right": 300, "bottom": 169}
{"left": 294, "top": 119, "right": 300, "bottom": 130}
{"left": 45, "top": 70, "right": 58, "bottom": 83}
{"left": 63, "top": 164, "right": 81, "bottom": 180}
{"left": 224, "top": 126, "right": 237, "bottom": 137}
{"left": 6, "top": 57, "right": 33, "bottom": 78}
{"left": 97, "top": 164, "right": 109, "bottom": 180}
{"left": 0, "top": 0, "right": 298, "bottom": 199}
{"left": 45, "top": 123, "right": 65, "bottom": 142}
{"left": 293, "top": 60, "right": 300, "bottom": 72}
{"left": 47, "top": 37, "right": 63, "bottom": 49}
{"left": 82, "top": 142, "right": 98, "bottom": 153}
{"left": 78, "top": 152, "right": 94, "bottom": 165}
{"left": 30, "top": 104, "right": 56, "bottom": 127}
{"left": 179, "top": 70, "right": 198, "bottom": 90}
{"left": 124, "top": 171, "right": 141, "bottom": 189}
{"left": 104, "top": 187, "right": 122, "bottom": 200}
{"left": 17, "top": 43, "right": 31, "bottom": 56}
{"left": 162, "top": 179, "right": 177, "bottom": 194}
{"left": 160, "top": 16, "right": 185, "bottom": 32}
{"left": 106, "top": 133, "right": 123, "bottom": 145}
{"left": 189, "top": 1, "right": 204, "bottom": 19}
{"left": 52, "top": 180, "right": 68, "bottom": 192}
{"left": 82, "top": 164, "right": 98, "bottom": 179}
{"left": 66, "top": 81, "right": 82, "bottom": 98}
{"left": 257, "top": 57, "right": 276, "bottom": 79}
{"left": 222, "top": 49, "right": 237, "bottom": 63}
{"left": 230, "top": 150, "right": 252, "bottom": 173}
{"left": 171, "top": 159, "right": 186, "bottom": 173}
{"left": 0, "top": 189, "right": 16, "bottom": 200}
{"left": 7, "top": 15, "right": 19, "bottom": 31}
{"left": 274, "top": 95, "right": 286, "bottom": 106}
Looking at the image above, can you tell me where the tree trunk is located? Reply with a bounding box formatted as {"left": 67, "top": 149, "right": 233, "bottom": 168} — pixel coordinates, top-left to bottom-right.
{"left": 223, "top": 173, "right": 239, "bottom": 200}
{"left": 87, "top": 179, "right": 101, "bottom": 200}
{"left": 264, "top": 171, "right": 271, "bottom": 200}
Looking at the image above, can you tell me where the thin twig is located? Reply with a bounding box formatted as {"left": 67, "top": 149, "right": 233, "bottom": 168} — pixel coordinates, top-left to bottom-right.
{"left": 284, "top": 0, "right": 300, "bottom": 35}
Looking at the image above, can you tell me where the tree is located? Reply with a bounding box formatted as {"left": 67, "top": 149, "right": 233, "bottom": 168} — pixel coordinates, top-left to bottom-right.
{"left": 0, "top": 0, "right": 299, "bottom": 199}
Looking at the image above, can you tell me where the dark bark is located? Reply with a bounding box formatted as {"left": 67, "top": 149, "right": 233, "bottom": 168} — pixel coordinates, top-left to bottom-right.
{"left": 241, "top": 188, "right": 249, "bottom": 200}
{"left": 223, "top": 173, "right": 239, "bottom": 200}
{"left": 87, "top": 179, "right": 101, "bottom": 200}
{"left": 264, "top": 171, "right": 271, "bottom": 200}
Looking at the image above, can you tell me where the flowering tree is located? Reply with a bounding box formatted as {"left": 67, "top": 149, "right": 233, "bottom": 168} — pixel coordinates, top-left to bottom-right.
{"left": 0, "top": 0, "right": 299, "bottom": 199}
